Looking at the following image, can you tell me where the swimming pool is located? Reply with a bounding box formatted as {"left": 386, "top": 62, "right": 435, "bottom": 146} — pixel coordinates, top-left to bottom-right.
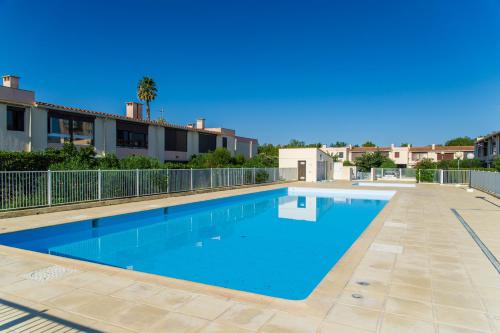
{"left": 0, "top": 187, "right": 394, "bottom": 300}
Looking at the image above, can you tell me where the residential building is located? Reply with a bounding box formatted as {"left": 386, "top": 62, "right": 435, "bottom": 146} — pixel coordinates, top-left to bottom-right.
{"left": 0, "top": 75, "right": 258, "bottom": 161}
{"left": 322, "top": 144, "right": 474, "bottom": 168}
{"left": 278, "top": 148, "right": 333, "bottom": 182}
{"left": 475, "top": 131, "right": 499, "bottom": 167}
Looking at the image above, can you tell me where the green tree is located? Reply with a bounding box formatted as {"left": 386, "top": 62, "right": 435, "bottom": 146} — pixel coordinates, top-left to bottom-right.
{"left": 137, "top": 76, "right": 158, "bottom": 121}
{"left": 258, "top": 143, "right": 279, "bottom": 156}
{"left": 492, "top": 156, "right": 500, "bottom": 171}
{"left": 380, "top": 159, "right": 396, "bottom": 168}
{"left": 445, "top": 136, "right": 474, "bottom": 146}
{"left": 355, "top": 151, "right": 388, "bottom": 171}
{"left": 361, "top": 141, "right": 376, "bottom": 147}
{"left": 400, "top": 143, "right": 410, "bottom": 147}
{"left": 330, "top": 141, "right": 347, "bottom": 147}
{"left": 287, "top": 139, "right": 306, "bottom": 147}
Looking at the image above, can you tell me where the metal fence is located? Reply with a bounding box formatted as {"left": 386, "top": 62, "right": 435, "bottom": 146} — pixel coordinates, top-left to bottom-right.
{"left": 470, "top": 170, "right": 500, "bottom": 197}
{"left": 374, "top": 168, "right": 416, "bottom": 180}
{"left": 0, "top": 168, "right": 298, "bottom": 211}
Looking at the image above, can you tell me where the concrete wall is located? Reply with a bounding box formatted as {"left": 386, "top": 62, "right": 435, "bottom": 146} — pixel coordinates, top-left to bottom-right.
{"left": 31, "top": 108, "right": 48, "bottom": 151}
{"left": 94, "top": 118, "right": 116, "bottom": 156}
{"left": 236, "top": 140, "right": 251, "bottom": 159}
{"left": 0, "top": 86, "right": 35, "bottom": 105}
{"left": 279, "top": 148, "right": 319, "bottom": 182}
{"left": 0, "top": 103, "right": 30, "bottom": 152}
{"left": 148, "top": 125, "right": 165, "bottom": 160}
{"left": 187, "top": 131, "right": 199, "bottom": 159}
{"left": 250, "top": 141, "right": 257, "bottom": 158}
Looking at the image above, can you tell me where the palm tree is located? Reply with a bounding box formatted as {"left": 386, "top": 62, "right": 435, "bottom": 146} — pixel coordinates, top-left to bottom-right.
{"left": 137, "top": 76, "right": 157, "bottom": 120}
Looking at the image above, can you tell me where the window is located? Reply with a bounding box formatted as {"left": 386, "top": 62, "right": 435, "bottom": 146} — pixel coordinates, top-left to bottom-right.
{"left": 395, "top": 152, "right": 400, "bottom": 158}
{"left": 165, "top": 128, "right": 187, "bottom": 152}
{"left": 338, "top": 152, "right": 344, "bottom": 158}
{"left": 48, "top": 111, "right": 94, "bottom": 145}
{"left": 116, "top": 121, "right": 148, "bottom": 148}
{"left": 7, "top": 106, "right": 25, "bottom": 131}
{"left": 199, "top": 133, "right": 217, "bottom": 153}
{"left": 222, "top": 137, "right": 228, "bottom": 148}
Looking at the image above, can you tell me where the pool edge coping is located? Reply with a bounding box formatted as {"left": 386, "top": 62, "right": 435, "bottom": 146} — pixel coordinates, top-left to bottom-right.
{"left": 0, "top": 183, "right": 400, "bottom": 313}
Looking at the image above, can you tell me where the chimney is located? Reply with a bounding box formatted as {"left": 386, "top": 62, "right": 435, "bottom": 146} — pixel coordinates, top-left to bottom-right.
{"left": 187, "top": 123, "right": 194, "bottom": 128}
{"left": 431, "top": 144, "right": 435, "bottom": 150}
{"left": 126, "top": 102, "right": 143, "bottom": 120}
{"left": 196, "top": 118, "right": 205, "bottom": 130}
{"left": 391, "top": 144, "right": 395, "bottom": 148}
{"left": 3, "top": 75, "right": 20, "bottom": 89}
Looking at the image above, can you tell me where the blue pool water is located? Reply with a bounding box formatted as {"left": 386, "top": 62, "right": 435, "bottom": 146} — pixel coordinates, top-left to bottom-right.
{"left": 0, "top": 187, "right": 392, "bottom": 300}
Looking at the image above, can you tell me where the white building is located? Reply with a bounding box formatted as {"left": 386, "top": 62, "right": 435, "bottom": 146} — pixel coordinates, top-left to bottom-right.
{"left": 0, "top": 75, "right": 258, "bottom": 161}
{"left": 278, "top": 148, "right": 334, "bottom": 182}
{"left": 475, "top": 131, "right": 499, "bottom": 167}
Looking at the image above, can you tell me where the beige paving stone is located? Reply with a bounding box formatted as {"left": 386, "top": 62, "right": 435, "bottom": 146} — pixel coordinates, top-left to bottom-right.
{"left": 143, "top": 286, "right": 198, "bottom": 311}
{"left": 216, "top": 302, "right": 275, "bottom": 331}
{"left": 437, "top": 323, "right": 489, "bottom": 333}
{"left": 389, "top": 283, "right": 432, "bottom": 302}
{"left": 44, "top": 288, "right": 100, "bottom": 311}
{"left": 259, "top": 311, "right": 321, "bottom": 333}
{"left": 432, "top": 290, "right": 485, "bottom": 311}
{"left": 1, "top": 279, "right": 75, "bottom": 302}
{"left": 434, "top": 305, "right": 491, "bottom": 332}
{"left": 71, "top": 295, "right": 133, "bottom": 321}
{"left": 337, "top": 290, "right": 386, "bottom": 310}
{"left": 176, "top": 295, "right": 233, "bottom": 320}
{"left": 324, "top": 303, "right": 381, "bottom": 331}
{"left": 385, "top": 296, "right": 433, "bottom": 321}
{"left": 317, "top": 321, "right": 374, "bottom": 333}
{"left": 111, "top": 281, "right": 164, "bottom": 302}
{"left": 80, "top": 274, "right": 135, "bottom": 295}
{"left": 379, "top": 313, "right": 435, "bottom": 333}
{"left": 147, "top": 312, "right": 209, "bottom": 332}
{"left": 58, "top": 270, "right": 111, "bottom": 287}
{"left": 198, "top": 321, "right": 253, "bottom": 333}
{"left": 107, "top": 303, "right": 169, "bottom": 331}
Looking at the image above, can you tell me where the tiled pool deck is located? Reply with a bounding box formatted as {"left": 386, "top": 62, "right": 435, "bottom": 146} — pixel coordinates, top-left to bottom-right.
{"left": 0, "top": 182, "right": 499, "bottom": 333}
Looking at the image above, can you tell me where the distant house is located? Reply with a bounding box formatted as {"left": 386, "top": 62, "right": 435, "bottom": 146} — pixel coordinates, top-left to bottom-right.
{"left": 0, "top": 75, "right": 258, "bottom": 161}
{"left": 475, "top": 131, "right": 499, "bottom": 167}
{"left": 322, "top": 144, "right": 474, "bottom": 168}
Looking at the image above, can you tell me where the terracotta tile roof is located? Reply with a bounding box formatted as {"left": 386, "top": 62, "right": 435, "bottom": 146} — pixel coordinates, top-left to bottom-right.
{"left": 409, "top": 146, "right": 474, "bottom": 152}
{"left": 236, "top": 136, "right": 258, "bottom": 143}
{"left": 36, "top": 101, "right": 221, "bottom": 134}
{"left": 351, "top": 146, "right": 391, "bottom": 152}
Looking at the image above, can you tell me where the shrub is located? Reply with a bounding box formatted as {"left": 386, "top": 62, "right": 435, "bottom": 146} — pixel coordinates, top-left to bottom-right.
{"left": 491, "top": 156, "right": 500, "bottom": 172}
{"left": 343, "top": 160, "right": 354, "bottom": 166}
{"left": 255, "top": 170, "right": 269, "bottom": 183}
{"left": 119, "top": 155, "right": 164, "bottom": 169}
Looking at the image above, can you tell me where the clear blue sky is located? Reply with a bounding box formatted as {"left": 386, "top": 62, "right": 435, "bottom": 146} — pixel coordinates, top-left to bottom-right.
{"left": 2, "top": 0, "right": 499, "bottom": 145}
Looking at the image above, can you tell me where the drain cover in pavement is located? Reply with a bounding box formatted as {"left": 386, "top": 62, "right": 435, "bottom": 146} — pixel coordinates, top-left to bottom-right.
{"left": 22, "top": 265, "right": 78, "bottom": 282}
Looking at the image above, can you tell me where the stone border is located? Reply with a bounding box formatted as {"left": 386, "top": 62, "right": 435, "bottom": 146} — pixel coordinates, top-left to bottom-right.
{"left": 0, "top": 184, "right": 398, "bottom": 307}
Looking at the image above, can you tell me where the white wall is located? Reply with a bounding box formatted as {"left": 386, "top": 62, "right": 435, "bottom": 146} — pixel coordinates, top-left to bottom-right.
{"left": 94, "top": 118, "right": 116, "bottom": 156}
{"left": 31, "top": 107, "right": 47, "bottom": 151}
{"left": 187, "top": 131, "right": 199, "bottom": 159}
{"left": 279, "top": 148, "right": 319, "bottom": 182}
{"left": 148, "top": 125, "right": 165, "bottom": 160}
{"left": 0, "top": 103, "right": 30, "bottom": 152}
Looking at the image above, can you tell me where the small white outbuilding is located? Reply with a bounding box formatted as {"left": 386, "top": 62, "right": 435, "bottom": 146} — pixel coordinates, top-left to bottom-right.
{"left": 278, "top": 148, "right": 334, "bottom": 182}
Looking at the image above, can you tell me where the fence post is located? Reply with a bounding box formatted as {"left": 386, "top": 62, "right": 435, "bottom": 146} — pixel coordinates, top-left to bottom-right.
{"left": 190, "top": 168, "right": 193, "bottom": 191}
{"left": 210, "top": 168, "right": 213, "bottom": 188}
{"left": 227, "top": 168, "right": 230, "bottom": 186}
{"left": 241, "top": 168, "right": 244, "bottom": 185}
{"left": 136, "top": 169, "right": 140, "bottom": 196}
{"left": 166, "top": 169, "right": 170, "bottom": 193}
{"left": 253, "top": 168, "right": 256, "bottom": 184}
{"left": 47, "top": 170, "right": 52, "bottom": 206}
{"left": 440, "top": 169, "right": 444, "bottom": 184}
{"left": 98, "top": 169, "right": 102, "bottom": 201}
{"left": 469, "top": 170, "right": 472, "bottom": 189}
{"left": 399, "top": 168, "right": 402, "bottom": 179}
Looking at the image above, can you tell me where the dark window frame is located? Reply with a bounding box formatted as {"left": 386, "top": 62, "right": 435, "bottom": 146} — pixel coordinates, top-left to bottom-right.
{"left": 47, "top": 110, "right": 94, "bottom": 145}
{"left": 165, "top": 127, "right": 188, "bottom": 152}
{"left": 222, "top": 137, "right": 228, "bottom": 149}
{"left": 6, "top": 106, "right": 25, "bottom": 132}
{"left": 199, "top": 132, "right": 217, "bottom": 153}
{"left": 116, "top": 120, "right": 148, "bottom": 148}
